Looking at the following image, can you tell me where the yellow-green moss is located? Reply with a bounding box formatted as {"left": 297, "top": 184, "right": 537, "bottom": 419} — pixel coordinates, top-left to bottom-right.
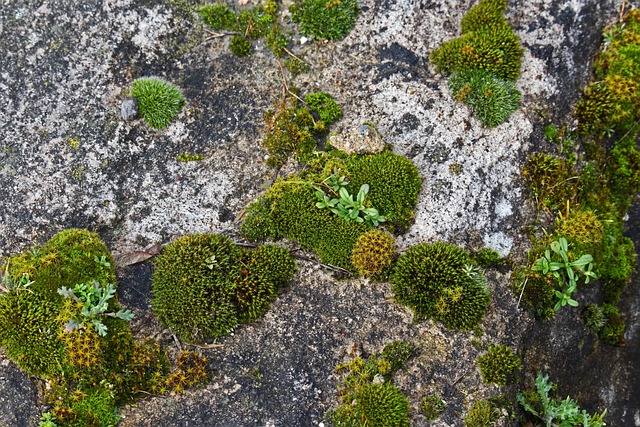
{"left": 351, "top": 230, "right": 395, "bottom": 277}
{"left": 430, "top": 0, "right": 523, "bottom": 82}
{"left": 290, "top": 0, "right": 360, "bottom": 41}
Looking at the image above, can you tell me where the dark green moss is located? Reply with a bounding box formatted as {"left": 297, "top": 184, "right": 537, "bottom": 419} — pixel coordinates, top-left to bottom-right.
{"left": 199, "top": 2, "right": 286, "bottom": 56}
{"left": 391, "top": 242, "right": 490, "bottom": 330}
{"left": 290, "top": 0, "right": 359, "bottom": 41}
{"left": 421, "top": 394, "right": 447, "bottom": 421}
{"left": 229, "top": 35, "right": 252, "bottom": 57}
{"left": 474, "top": 247, "right": 502, "bottom": 268}
{"left": 235, "top": 244, "right": 295, "bottom": 323}
{"left": 152, "top": 234, "right": 241, "bottom": 342}
{"left": 477, "top": 344, "right": 522, "bottom": 386}
{"left": 381, "top": 341, "right": 415, "bottom": 373}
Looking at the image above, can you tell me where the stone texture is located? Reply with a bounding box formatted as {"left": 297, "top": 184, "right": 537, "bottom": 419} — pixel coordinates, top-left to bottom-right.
{"left": 0, "top": 0, "right": 637, "bottom": 426}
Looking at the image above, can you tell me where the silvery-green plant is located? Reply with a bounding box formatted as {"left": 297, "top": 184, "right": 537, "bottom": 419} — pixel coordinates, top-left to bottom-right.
{"left": 517, "top": 372, "right": 606, "bottom": 427}
{"left": 58, "top": 281, "right": 134, "bottom": 336}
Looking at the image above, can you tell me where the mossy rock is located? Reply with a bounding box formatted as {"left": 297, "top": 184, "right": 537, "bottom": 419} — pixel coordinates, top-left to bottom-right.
{"left": 0, "top": 229, "right": 115, "bottom": 378}
{"left": 241, "top": 150, "right": 421, "bottom": 270}
{"left": 391, "top": 242, "right": 490, "bottom": 330}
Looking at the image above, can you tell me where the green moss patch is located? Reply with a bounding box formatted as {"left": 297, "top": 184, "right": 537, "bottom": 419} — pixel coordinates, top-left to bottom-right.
{"left": 391, "top": 242, "right": 490, "bottom": 330}
{"left": 290, "top": 0, "right": 360, "bottom": 41}
{"left": 241, "top": 150, "right": 421, "bottom": 270}
{"left": 131, "top": 77, "right": 185, "bottom": 129}
{"left": 431, "top": 0, "right": 523, "bottom": 127}
{"left": 476, "top": 344, "right": 522, "bottom": 386}
{"left": 152, "top": 234, "right": 295, "bottom": 342}
{"left": 327, "top": 341, "right": 413, "bottom": 427}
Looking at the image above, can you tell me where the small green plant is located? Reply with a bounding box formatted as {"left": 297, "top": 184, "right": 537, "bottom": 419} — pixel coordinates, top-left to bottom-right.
{"left": 314, "top": 178, "right": 386, "bottom": 226}
{"left": 531, "top": 237, "right": 596, "bottom": 311}
{"left": 39, "top": 412, "right": 58, "bottom": 427}
{"left": 449, "top": 68, "right": 521, "bottom": 127}
{"left": 229, "top": 35, "right": 252, "bottom": 57}
{"left": 57, "top": 281, "right": 134, "bottom": 336}
{"left": 517, "top": 372, "right": 607, "bottom": 427}
{"left": 421, "top": 394, "right": 446, "bottom": 420}
{"left": 130, "top": 77, "right": 185, "bottom": 129}
{"left": 545, "top": 124, "right": 559, "bottom": 142}
{"left": 476, "top": 344, "right": 522, "bottom": 386}
{"left": 290, "top": 0, "right": 360, "bottom": 41}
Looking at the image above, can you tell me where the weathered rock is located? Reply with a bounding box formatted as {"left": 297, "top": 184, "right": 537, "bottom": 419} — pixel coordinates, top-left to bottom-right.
{"left": 328, "top": 124, "right": 385, "bottom": 155}
{"left": 120, "top": 97, "right": 138, "bottom": 121}
{"left": 0, "top": 0, "right": 636, "bottom": 426}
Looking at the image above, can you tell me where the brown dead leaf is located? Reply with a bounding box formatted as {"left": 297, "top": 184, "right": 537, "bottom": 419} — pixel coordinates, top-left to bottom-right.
{"left": 114, "top": 251, "right": 154, "bottom": 267}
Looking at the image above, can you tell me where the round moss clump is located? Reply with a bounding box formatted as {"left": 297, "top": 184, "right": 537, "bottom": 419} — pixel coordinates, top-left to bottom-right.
{"left": 152, "top": 234, "right": 241, "bottom": 342}
{"left": 229, "top": 35, "right": 252, "bottom": 57}
{"left": 391, "top": 242, "right": 490, "bottom": 330}
{"left": 235, "top": 244, "right": 295, "bottom": 322}
{"left": 305, "top": 92, "right": 343, "bottom": 123}
{"left": 351, "top": 230, "right": 396, "bottom": 277}
{"left": 556, "top": 209, "right": 604, "bottom": 245}
{"left": 476, "top": 344, "right": 522, "bottom": 386}
{"left": 131, "top": 77, "right": 185, "bottom": 129}
{"left": 354, "top": 382, "right": 410, "bottom": 427}
{"left": 449, "top": 68, "right": 521, "bottom": 127}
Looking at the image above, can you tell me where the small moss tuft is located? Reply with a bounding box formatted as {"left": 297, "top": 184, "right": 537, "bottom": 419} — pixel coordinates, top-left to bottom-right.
{"left": 305, "top": 92, "right": 343, "bottom": 123}
{"left": 131, "top": 77, "right": 185, "bottom": 129}
{"left": 229, "top": 35, "right": 253, "bottom": 57}
{"left": 474, "top": 247, "right": 502, "bottom": 268}
{"left": 555, "top": 209, "right": 604, "bottom": 245}
{"left": 477, "top": 344, "right": 522, "bottom": 386}
{"left": 290, "top": 0, "right": 360, "bottom": 41}
{"left": 391, "top": 242, "right": 490, "bottom": 330}
{"left": 351, "top": 230, "right": 395, "bottom": 277}
{"left": 464, "top": 399, "right": 501, "bottom": 427}
{"left": 421, "top": 394, "right": 447, "bottom": 421}
{"left": 449, "top": 68, "right": 521, "bottom": 127}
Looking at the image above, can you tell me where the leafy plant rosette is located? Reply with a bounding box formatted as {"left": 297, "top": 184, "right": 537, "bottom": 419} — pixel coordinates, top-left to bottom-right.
{"left": 531, "top": 237, "right": 596, "bottom": 311}
{"left": 58, "top": 281, "right": 134, "bottom": 337}
{"left": 313, "top": 170, "right": 385, "bottom": 226}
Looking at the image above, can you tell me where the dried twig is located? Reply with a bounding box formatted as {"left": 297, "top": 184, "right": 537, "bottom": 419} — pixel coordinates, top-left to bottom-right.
{"left": 516, "top": 277, "right": 528, "bottom": 309}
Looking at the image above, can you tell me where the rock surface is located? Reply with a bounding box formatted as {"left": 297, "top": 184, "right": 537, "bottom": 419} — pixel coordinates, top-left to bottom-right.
{"left": 0, "top": 0, "right": 637, "bottom": 426}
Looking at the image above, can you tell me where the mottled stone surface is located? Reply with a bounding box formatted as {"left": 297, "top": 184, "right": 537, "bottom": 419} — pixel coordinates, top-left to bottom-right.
{"left": 1, "top": 0, "right": 637, "bottom": 426}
